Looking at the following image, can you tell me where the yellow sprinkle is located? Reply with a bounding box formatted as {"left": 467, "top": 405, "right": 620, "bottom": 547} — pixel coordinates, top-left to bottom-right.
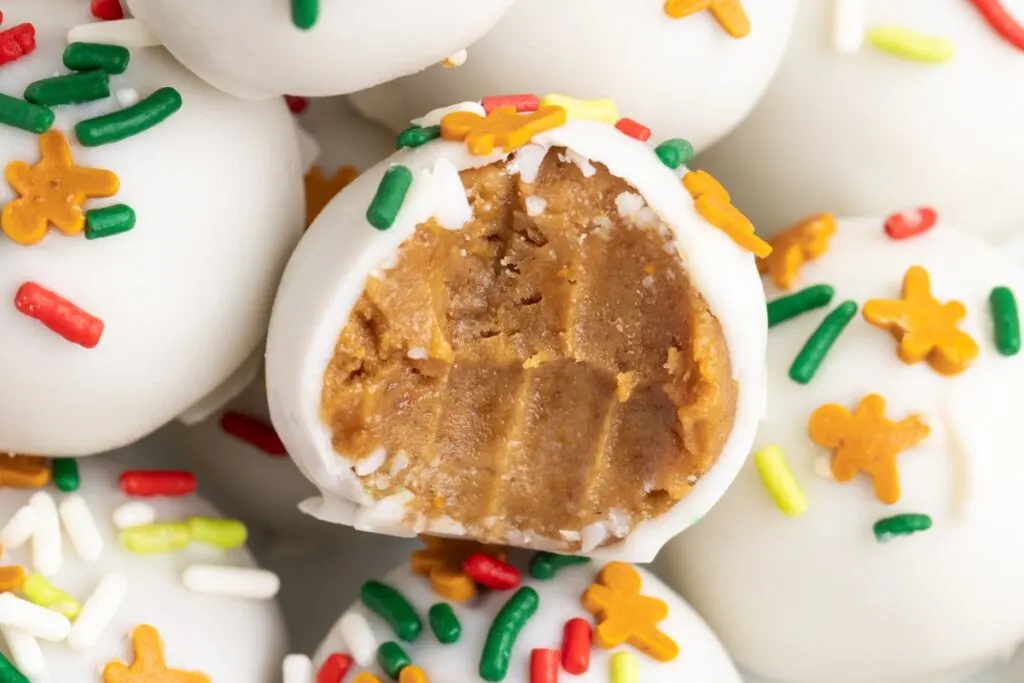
{"left": 187, "top": 517, "right": 248, "bottom": 549}
{"left": 610, "top": 651, "right": 638, "bottom": 683}
{"left": 754, "top": 445, "right": 808, "bottom": 517}
{"left": 21, "top": 573, "right": 80, "bottom": 619}
{"left": 353, "top": 674, "right": 382, "bottom": 683}
{"left": 119, "top": 523, "right": 191, "bottom": 555}
{"left": 539, "top": 93, "right": 619, "bottom": 124}
{"left": 867, "top": 26, "right": 956, "bottom": 64}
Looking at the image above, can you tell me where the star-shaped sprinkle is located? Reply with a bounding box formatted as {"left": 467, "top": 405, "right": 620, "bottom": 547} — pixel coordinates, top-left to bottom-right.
{"left": 863, "top": 266, "right": 979, "bottom": 375}
{"left": 103, "top": 625, "right": 209, "bottom": 683}
{"left": 410, "top": 537, "right": 505, "bottom": 603}
{"left": 0, "top": 454, "right": 50, "bottom": 489}
{"left": 304, "top": 165, "right": 358, "bottom": 227}
{"left": 808, "top": 394, "right": 929, "bottom": 504}
{"left": 683, "top": 170, "right": 771, "bottom": 257}
{"left": 581, "top": 562, "right": 679, "bottom": 662}
{"left": 440, "top": 105, "right": 566, "bottom": 156}
{"left": 758, "top": 213, "right": 836, "bottom": 290}
{"left": 664, "top": 0, "right": 751, "bottom": 38}
{"left": 2, "top": 130, "right": 119, "bottom": 245}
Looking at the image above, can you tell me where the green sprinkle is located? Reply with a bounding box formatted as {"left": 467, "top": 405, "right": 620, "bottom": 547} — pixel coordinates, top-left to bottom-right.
{"left": 366, "top": 165, "right": 413, "bottom": 231}
{"left": 654, "top": 138, "right": 695, "bottom": 170}
{"left": 186, "top": 517, "right": 247, "bottom": 549}
{"left": 480, "top": 587, "right": 539, "bottom": 682}
{"left": 873, "top": 513, "right": 932, "bottom": 543}
{"left": 75, "top": 87, "right": 182, "bottom": 147}
{"left": 51, "top": 458, "right": 80, "bottom": 492}
{"left": 292, "top": 0, "right": 319, "bottom": 29}
{"left": 397, "top": 125, "right": 441, "bottom": 150}
{"left": 21, "top": 574, "right": 80, "bottom": 619}
{"left": 0, "top": 651, "right": 28, "bottom": 683}
{"left": 428, "top": 603, "right": 461, "bottom": 644}
{"left": 85, "top": 204, "right": 136, "bottom": 240}
{"left": 990, "top": 286, "right": 1021, "bottom": 356}
{"left": 0, "top": 93, "right": 54, "bottom": 134}
{"left": 361, "top": 580, "right": 422, "bottom": 642}
{"left": 63, "top": 42, "right": 131, "bottom": 75}
{"left": 528, "top": 552, "right": 590, "bottom": 580}
{"left": 24, "top": 70, "right": 110, "bottom": 107}
{"left": 119, "top": 523, "right": 190, "bottom": 555}
{"left": 767, "top": 284, "right": 835, "bottom": 328}
{"left": 788, "top": 300, "right": 858, "bottom": 385}
{"left": 377, "top": 642, "right": 411, "bottom": 680}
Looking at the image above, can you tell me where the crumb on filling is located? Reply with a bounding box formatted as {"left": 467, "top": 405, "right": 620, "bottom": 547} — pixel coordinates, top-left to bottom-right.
{"left": 320, "top": 148, "right": 736, "bottom": 549}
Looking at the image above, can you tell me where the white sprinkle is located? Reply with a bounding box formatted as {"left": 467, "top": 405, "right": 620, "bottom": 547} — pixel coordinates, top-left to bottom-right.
{"left": 282, "top": 654, "right": 313, "bottom": 683}
{"left": 561, "top": 149, "right": 596, "bottom": 178}
{"left": 1, "top": 626, "right": 44, "bottom": 678}
{"left": 59, "top": 495, "right": 104, "bottom": 562}
{"left": 442, "top": 49, "right": 468, "bottom": 68}
{"left": 355, "top": 447, "right": 387, "bottom": 477}
{"left": 112, "top": 501, "right": 156, "bottom": 529}
{"left": 833, "top": 0, "right": 867, "bottom": 54}
{"left": 415, "top": 101, "right": 484, "bottom": 128}
{"left": 68, "top": 574, "right": 128, "bottom": 651}
{"left": 580, "top": 522, "right": 608, "bottom": 553}
{"left": 606, "top": 509, "right": 632, "bottom": 538}
{"left": 0, "top": 506, "right": 38, "bottom": 549}
{"left": 68, "top": 19, "right": 160, "bottom": 48}
{"left": 0, "top": 594, "right": 70, "bottom": 642}
{"left": 338, "top": 611, "right": 376, "bottom": 667}
{"left": 511, "top": 144, "right": 547, "bottom": 184}
{"left": 525, "top": 196, "right": 547, "bottom": 217}
{"left": 559, "top": 530, "right": 581, "bottom": 543}
{"left": 615, "top": 191, "right": 646, "bottom": 219}
{"left": 29, "top": 492, "right": 61, "bottom": 578}
{"left": 422, "top": 158, "right": 472, "bottom": 230}
{"left": 182, "top": 566, "right": 280, "bottom": 599}
{"left": 115, "top": 87, "right": 140, "bottom": 108}
{"left": 406, "top": 347, "right": 427, "bottom": 360}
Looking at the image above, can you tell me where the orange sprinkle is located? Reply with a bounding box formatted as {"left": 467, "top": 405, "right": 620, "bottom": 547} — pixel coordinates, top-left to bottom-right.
{"left": 398, "top": 665, "right": 428, "bottom": 683}
{"left": 304, "top": 165, "right": 358, "bottom": 227}
{"left": 581, "top": 562, "right": 679, "bottom": 662}
{"left": 683, "top": 170, "right": 770, "bottom": 257}
{"left": 103, "top": 624, "right": 209, "bottom": 683}
{"left": 2, "top": 130, "right": 119, "bottom": 245}
{"left": 809, "top": 394, "right": 929, "bottom": 505}
{"left": 664, "top": 0, "right": 751, "bottom": 38}
{"left": 440, "top": 105, "right": 566, "bottom": 156}
{"left": 682, "top": 169, "right": 730, "bottom": 204}
{"left": 863, "top": 266, "right": 979, "bottom": 375}
{"left": 0, "top": 454, "right": 51, "bottom": 489}
{"left": 410, "top": 537, "right": 506, "bottom": 603}
{"left": 0, "top": 565, "right": 25, "bottom": 593}
{"left": 353, "top": 674, "right": 382, "bottom": 683}
{"left": 758, "top": 213, "right": 836, "bottom": 290}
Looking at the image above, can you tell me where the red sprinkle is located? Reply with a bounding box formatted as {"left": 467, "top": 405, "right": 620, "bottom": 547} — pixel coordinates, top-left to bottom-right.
{"left": 284, "top": 95, "right": 309, "bottom": 114}
{"left": 90, "top": 0, "right": 125, "bottom": 21}
{"left": 14, "top": 282, "right": 103, "bottom": 348}
{"left": 561, "top": 618, "right": 591, "bottom": 674}
{"left": 615, "top": 118, "right": 652, "bottom": 142}
{"left": 219, "top": 412, "right": 288, "bottom": 457}
{"left": 884, "top": 207, "right": 937, "bottom": 240}
{"left": 481, "top": 94, "right": 539, "bottom": 114}
{"left": 529, "top": 649, "right": 559, "bottom": 683}
{"left": 967, "top": 0, "right": 1024, "bottom": 52}
{"left": 119, "top": 471, "right": 197, "bottom": 497}
{"left": 0, "top": 23, "right": 36, "bottom": 68}
{"left": 463, "top": 553, "right": 520, "bottom": 590}
{"left": 316, "top": 653, "right": 353, "bottom": 683}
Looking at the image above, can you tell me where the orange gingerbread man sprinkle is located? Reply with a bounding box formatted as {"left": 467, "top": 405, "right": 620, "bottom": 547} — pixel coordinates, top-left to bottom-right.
{"left": 664, "top": 0, "right": 752, "bottom": 38}
{"left": 758, "top": 213, "right": 836, "bottom": 290}
{"left": 809, "top": 394, "right": 929, "bottom": 504}
{"left": 103, "top": 625, "right": 209, "bottom": 683}
{"left": 441, "top": 105, "right": 566, "bottom": 156}
{"left": 410, "top": 537, "right": 506, "bottom": 602}
{"left": 863, "top": 266, "right": 979, "bottom": 375}
{"left": 581, "top": 561, "right": 679, "bottom": 662}
{"left": 683, "top": 170, "right": 771, "bottom": 258}
{"left": 305, "top": 165, "right": 358, "bottom": 227}
{"left": 0, "top": 454, "right": 51, "bottom": 489}
{"left": 2, "top": 130, "right": 119, "bottom": 246}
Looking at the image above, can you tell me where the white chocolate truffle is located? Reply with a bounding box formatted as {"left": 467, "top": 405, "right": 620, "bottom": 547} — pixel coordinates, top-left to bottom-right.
{"left": 659, "top": 216, "right": 1024, "bottom": 683}
{"left": 696, "top": 0, "right": 1024, "bottom": 240}
{"left": 350, "top": 0, "right": 799, "bottom": 153}
{"left": 124, "top": 0, "right": 515, "bottom": 99}
{"left": 0, "top": 0, "right": 304, "bottom": 456}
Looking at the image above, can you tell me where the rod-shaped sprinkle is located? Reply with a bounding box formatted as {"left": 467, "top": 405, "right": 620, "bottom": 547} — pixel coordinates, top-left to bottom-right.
{"left": 75, "top": 87, "right": 182, "bottom": 146}
{"left": 479, "top": 587, "right": 539, "bottom": 682}
{"left": 754, "top": 446, "right": 808, "bottom": 517}
{"left": 21, "top": 574, "right": 80, "bottom": 619}
{"left": 24, "top": 70, "right": 109, "bottom": 107}
{"left": 428, "top": 603, "right": 461, "bottom": 644}
{"left": 63, "top": 41, "right": 130, "bottom": 74}
{"left": 67, "top": 573, "right": 128, "bottom": 651}
{"left": 873, "top": 513, "right": 932, "bottom": 543}
{"left": 989, "top": 286, "right": 1021, "bottom": 356}
{"left": 767, "top": 285, "right": 835, "bottom": 328}
{"left": 119, "top": 523, "right": 190, "bottom": 555}
{"left": 291, "top": 0, "right": 319, "bottom": 29}
{"left": 0, "top": 594, "right": 71, "bottom": 642}
{"left": 376, "top": 642, "right": 410, "bottom": 680}
{"left": 50, "top": 459, "right": 79, "bottom": 492}
{"left": 58, "top": 495, "right": 104, "bottom": 562}
{"left": 789, "top": 301, "right": 858, "bottom": 384}
{"left": 366, "top": 166, "right": 414, "bottom": 231}
{"left": 360, "top": 581, "right": 422, "bottom": 642}
{"left": 529, "top": 552, "right": 590, "bottom": 580}
{"left": 84, "top": 204, "right": 136, "bottom": 240}
{"left": 186, "top": 517, "right": 247, "bottom": 549}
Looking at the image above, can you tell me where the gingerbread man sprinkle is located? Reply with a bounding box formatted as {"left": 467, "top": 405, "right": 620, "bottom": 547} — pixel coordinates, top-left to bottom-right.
{"left": 664, "top": 0, "right": 751, "bottom": 38}
{"left": 809, "top": 394, "right": 930, "bottom": 504}
{"left": 863, "top": 266, "right": 979, "bottom": 375}
{"left": 103, "top": 624, "right": 209, "bottom": 683}
{"left": 440, "top": 105, "right": 566, "bottom": 156}
{"left": 683, "top": 169, "right": 772, "bottom": 258}
{"left": 758, "top": 213, "right": 836, "bottom": 290}
{"left": 410, "top": 537, "right": 506, "bottom": 602}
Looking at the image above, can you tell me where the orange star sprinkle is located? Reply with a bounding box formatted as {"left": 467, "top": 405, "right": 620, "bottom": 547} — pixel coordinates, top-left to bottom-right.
{"left": 809, "top": 394, "right": 929, "bottom": 504}
{"left": 103, "top": 625, "right": 209, "bottom": 683}
{"left": 863, "top": 266, "right": 979, "bottom": 375}
{"left": 2, "top": 130, "right": 119, "bottom": 246}
{"left": 664, "top": 0, "right": 751, "bottom": 38}
{"left": 0, "top": 454, "right": 50, "bottom": 489}
{"left": 683, "top": 170, "right": 771, "bottom": 258}
{"left": 440, "top": 105, "right": 566, "bottom": 156}
{"left": 581, "top": 562, "right": 679, "bottom": 662}
{"left": 758, "top": 213, "right": 836, "bottom": 290}
{"left": 410, "top": 537, "right": 506, "bottom": 603}
{"left": 305, "top": 165, "right": 358, "bottom": 227}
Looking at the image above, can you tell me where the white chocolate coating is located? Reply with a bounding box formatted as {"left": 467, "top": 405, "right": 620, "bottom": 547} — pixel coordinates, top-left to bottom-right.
{"left": 0, "top": 457, "right": 287, "bottom": 682}
{"left": 265, "top": 113, "right": 768, "bottom": 563}
{"left": 124, "top": 0, "right": 515, "bottom": 99}
{"left": 313, "top": 556, "right": 743, "bottom": 683}
{"left": 0, "top": 0, "right": 304, "bottom": 456}
{"left": 658, "top": 217, "right": 1024, "bottom": 683}
{"left": 349, "top": 0, "right": 799, "bottom": 153}
{"left": 696, "top": 0, "right": 1024, "bottom": 240}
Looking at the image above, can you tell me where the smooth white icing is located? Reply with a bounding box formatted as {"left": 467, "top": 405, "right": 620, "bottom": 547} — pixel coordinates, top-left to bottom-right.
{"left": 349, "top": 0, "right": 799, "bottom": 153}
{"left": 696, "top": 0, "right": 1024, "bottom": 240}
{"left": 123, "top": 0, "right": 515, "bottom": 99}
{"left": 658, "top": 218, "right": 1024, "bottom": 683}
{"left": 0, "top": 0, "right": 304, "bottom": 456}
{"left": 265, "top": 115, "right": 768, "bottom": 563}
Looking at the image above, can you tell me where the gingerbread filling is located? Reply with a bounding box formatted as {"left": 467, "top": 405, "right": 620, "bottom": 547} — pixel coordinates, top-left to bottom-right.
{"left": 321, "top": 148, "right": 736, "bottom": 548}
